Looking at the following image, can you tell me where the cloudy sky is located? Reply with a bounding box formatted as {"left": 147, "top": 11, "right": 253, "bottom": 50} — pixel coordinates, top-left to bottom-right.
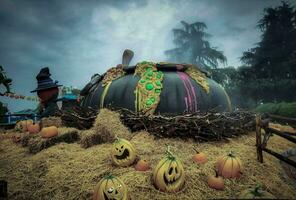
{"left": 0, "top": 0, "right": 294, "bottom": 112}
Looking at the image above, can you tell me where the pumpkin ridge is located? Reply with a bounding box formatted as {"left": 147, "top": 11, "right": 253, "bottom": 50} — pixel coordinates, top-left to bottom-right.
{"left": 237, "top": 158, "right": 243, "bottom": 173}
{"left": 220, "top": 156, "right": 229, "bottom": 175}
{"left": 154, "top": 158, "right": 169, "bottom": 184}
{"left": 230, "top": 157, "right": 234, "bottom": 177}
{"left": 100, "top": 81, "right": 112, "bottom": 108}
{"left": 111, "top": 179, "right": 116, "bottom": 191}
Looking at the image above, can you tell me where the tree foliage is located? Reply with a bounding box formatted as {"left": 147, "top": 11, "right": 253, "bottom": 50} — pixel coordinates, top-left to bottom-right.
{"left": 217, "top": 1, "right": 296, "bottom": 109}
{"left": 165, "top": 21, "right": 226, "bottom": 69}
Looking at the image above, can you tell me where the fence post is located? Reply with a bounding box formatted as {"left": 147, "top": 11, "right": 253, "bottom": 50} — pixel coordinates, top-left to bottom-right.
{"left": 256, "top": 114, "right": 263, "bottom": 163}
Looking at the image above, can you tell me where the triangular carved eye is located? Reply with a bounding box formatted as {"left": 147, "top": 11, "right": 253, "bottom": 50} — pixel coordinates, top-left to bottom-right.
{"left": 169, "top": 167, "right": 173, "bottom": 175}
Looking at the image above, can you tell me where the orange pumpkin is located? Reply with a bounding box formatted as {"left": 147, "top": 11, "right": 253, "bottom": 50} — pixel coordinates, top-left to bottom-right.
{"left": 17, "top": 120, "right": 33, "bottom": 132}
{"left": 192, "top": 148, "right": 208, "bottom": 164}
{"left": 12, "top": 135, "right": 21, "bottom": 143}
{"left": 207, "top": 170, "right": 225, "bottom": 190}
{"left": 135, "top": 159, "right": 150, "bottom": 171}
{"left": 216, "top": 151, "right": 243, "bottom": 179}
{"left": 40, "top": 126, "right": 58, "bottom": 138}
{"left": 28, "top": 122, "right": 40, "bottom": 134}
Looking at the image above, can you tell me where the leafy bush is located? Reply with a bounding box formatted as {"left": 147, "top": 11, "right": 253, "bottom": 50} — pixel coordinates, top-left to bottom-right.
{"left": 254, "top": 102, "right": 296, "bottom": 118}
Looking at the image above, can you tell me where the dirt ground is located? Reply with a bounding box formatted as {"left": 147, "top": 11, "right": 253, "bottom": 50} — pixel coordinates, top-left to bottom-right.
{"left": 0, "top": 111, "right": 295, "bottom": 200}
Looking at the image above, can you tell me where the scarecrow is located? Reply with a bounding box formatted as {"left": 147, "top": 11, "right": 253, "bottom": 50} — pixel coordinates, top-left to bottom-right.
{"left": 31, "top": 67, "right": 62, "bottom": 117}
{"left": 0, "top": 65, "right": 12, "bottom": 95}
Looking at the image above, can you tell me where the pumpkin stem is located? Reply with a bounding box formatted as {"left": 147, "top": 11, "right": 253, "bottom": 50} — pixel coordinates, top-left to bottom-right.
{"left": 165, "top": 144, "right": 175, "bottom": 159}
{"left": 193, "top": 147, "right": 200, "bottom": 154}
{"left": 115, "top": 135, "right": 119, "bottom": 141}
{"left": 228, "top": 151, "right": 235, "bottom": 157}
{"left": 104, "top": 174, "right": 115, "bottom": 179}
{"left": 254, "top": 184, "right": 262, "bottom": 194}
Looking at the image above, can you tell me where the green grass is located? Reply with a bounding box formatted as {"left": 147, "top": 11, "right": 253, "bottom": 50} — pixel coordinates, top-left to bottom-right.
{"left": 254, "top": 102, "right": 296, "bottom": 118}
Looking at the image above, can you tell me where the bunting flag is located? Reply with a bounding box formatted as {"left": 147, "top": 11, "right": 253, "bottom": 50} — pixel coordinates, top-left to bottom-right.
{"left": 3, "top": 93, "right": 39, "bottom": 101}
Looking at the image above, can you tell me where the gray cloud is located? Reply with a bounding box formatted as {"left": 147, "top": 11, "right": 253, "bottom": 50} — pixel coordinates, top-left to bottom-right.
{"left": 0, "top": 0, "right": 294, "bottom": 111}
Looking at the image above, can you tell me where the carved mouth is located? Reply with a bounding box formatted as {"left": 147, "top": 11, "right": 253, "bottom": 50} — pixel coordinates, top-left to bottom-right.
{"left": 163, "top": 174, "right": 179, "bottom": 185}
{"left": 103, "top": 192, "right": 119, "bottom": 200}
{"left": 115, "top": 149, "right": 130, "bottom": 160}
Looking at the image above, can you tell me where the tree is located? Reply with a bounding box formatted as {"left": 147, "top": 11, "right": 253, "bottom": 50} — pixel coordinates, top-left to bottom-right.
{"left": 165, "top": 21, "right": 227, "bottom": 69}
{"left": 241, "top": 1, "right": 296, "bottom": 79}
{"left": 238, "top": 1, "right": 296, "bottom": 106}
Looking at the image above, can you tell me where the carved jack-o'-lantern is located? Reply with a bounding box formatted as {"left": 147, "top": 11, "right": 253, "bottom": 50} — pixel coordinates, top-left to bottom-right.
{"left": 16, "top": 120, "right": 33, "bottom": 132}
{"left": 93, "top": 174, "right": 130, "bottom": 200}
{"left": 111, "top": 137, "right": 136, "bottom": 167}
{"left": 153, "top": 146, "right": 185, "bottom": 193}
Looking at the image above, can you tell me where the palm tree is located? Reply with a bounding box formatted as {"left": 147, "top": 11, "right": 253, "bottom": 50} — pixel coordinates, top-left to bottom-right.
{"left": 165, "top": 21, "right": 227, "bottom": 69}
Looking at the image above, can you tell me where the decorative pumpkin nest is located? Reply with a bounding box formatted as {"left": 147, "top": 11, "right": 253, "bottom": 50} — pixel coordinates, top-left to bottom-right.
{"left": 62, "top": 106, "right": 255, "bottom": 142}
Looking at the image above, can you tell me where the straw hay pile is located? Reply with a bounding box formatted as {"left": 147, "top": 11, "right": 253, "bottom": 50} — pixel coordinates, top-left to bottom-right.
{"left": 0, "top": 109, "right": 295, "bottom": 200}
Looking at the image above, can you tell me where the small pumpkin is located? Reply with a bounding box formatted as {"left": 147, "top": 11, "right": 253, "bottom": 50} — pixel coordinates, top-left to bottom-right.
{"left": 111, "top": 137, "right": 136, "bottom": 167}
{"left": 207, "top": 170, "right": 225, "bottom": 190}
{"left": 28, "top": 122, "right": 40, "bottom": 134}
{"left": 238, "top": 185, "right": 275, "bottom": 199}
{"left": 216, "top": 151, "right": 243, "bottom": 179}
{"left": 40, "top": 126, "right": 58, "bottom": 138}
{"left": 12, "top": 135, "right": 21, "bottom": 143}
{"left": 93, "top": 174, "right": 130, "bottom": 200}
{"left": 192, "top": 147, "right": 208, "bottom": 164}
{"left": 17, "top": 120, "right": 33, "bottom": 132}
{"left": 153, "top": 146, "right": 185, "bottom": 193}
{"left": 135, "top": 159, "right": 150, "bottom": 171}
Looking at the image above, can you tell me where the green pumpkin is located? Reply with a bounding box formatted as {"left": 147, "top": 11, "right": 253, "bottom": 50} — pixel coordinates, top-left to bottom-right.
{"left": 81, "top": 62, "right": 231, "bottom": 115}
{"left": 238, "top": 185, "right": 276, "bottom": 199}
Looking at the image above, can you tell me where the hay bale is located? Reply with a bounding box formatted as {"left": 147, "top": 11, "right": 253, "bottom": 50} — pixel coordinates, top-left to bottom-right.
{"left": 93, "top": 109, "right": 132, "bottom": 140}
{"left": 80, "top": 127, "right": 113, "bottom": 148}
{"left": 40, "top": 117, "right": 62, "bottom": 128}
{"left": 27, "top": 127, "right": 80, "bottom": 153}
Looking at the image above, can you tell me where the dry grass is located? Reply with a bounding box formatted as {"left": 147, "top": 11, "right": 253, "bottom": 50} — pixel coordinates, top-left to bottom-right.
{"left": 0, "top": 109, "right": 295, "bottom": 200}
{"left": 40, "top": 116, "right": 63, "bottom": 128}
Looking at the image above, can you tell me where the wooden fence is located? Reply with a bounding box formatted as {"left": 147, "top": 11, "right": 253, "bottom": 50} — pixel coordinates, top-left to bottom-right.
{"left": 255, "top": 113, "right": 296, "bottom": 168}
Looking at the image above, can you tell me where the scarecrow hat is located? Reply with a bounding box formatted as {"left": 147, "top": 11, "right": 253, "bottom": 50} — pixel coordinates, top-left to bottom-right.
{"left": 31, "top": 67, "right": 62, "bottom": 93}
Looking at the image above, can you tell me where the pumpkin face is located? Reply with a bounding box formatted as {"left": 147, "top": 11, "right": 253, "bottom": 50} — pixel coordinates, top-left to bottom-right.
{"left": 135, "top": 159, "right": 150, "bottom": 171}
{"left": 40, "top": 126, "right": 58, "bottom": 138}
{"left": 216, "top": 152, "right": 243, "bottom": 179}
{"left": 17, "top": 120, "right": 33, "bottom": 132}
{"left": 153, "top": 148, "right": 185, "bottom": 193}
{"left": 93, "top": 175, "right": 129, "bottom": 200}
{"left": 207, "top": 170, "right": 224, "bottom": 190}
{"left": 111, "top": 138, "right": 136, "bottom": 167}
{"left": 238, "top": 185, "right": 275, "bottom": 199}
{"left": 81, "top": 62, "right": 231, "bottom": 115}
{"left": 28, "top": 122, "right": 40, "bottom": 134}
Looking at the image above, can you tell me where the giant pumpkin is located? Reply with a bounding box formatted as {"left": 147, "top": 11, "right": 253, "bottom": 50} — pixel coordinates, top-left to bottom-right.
{"left": 80, "top": 61, "right": 231, "bottom": 115}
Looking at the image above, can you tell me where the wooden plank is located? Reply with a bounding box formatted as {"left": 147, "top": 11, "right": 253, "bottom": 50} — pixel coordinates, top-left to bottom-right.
{"left": 267, "top": 113, "right": 296, "bottom": 126}
{"left": 263, "top": 147, "right": 296, "bottom": 168}
{"left": 266, "top": 127, "right": 296, "bottom": 143}
{"left": 256, "top": 115, "right": 263, "bottom": 163}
